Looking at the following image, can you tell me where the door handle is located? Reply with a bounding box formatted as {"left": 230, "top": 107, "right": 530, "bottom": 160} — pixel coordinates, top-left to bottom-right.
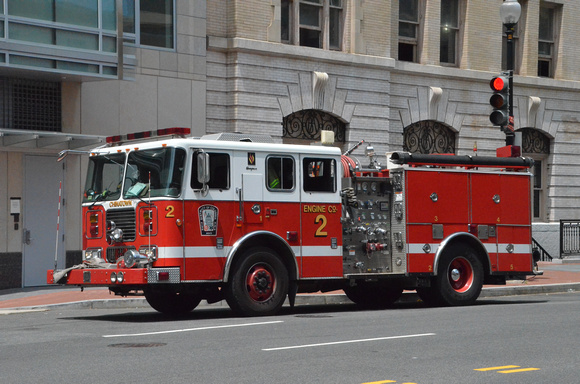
{"left": 23, "top": 229, "right": 31, "bottom": 245}
{"left": 236, "top": 187, "right": 244, "bottom": 224}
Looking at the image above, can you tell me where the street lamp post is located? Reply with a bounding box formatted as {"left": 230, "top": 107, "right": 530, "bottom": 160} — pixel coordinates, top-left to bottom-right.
{"left": 500, "top": 0, "right": 521, "bottom": 147}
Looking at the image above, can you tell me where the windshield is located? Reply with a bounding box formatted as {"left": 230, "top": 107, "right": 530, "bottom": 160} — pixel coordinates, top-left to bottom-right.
{"left": 123, "top": 147, "right": 186, "bottom": 198}
{"left": 83, "top": 147, "right": 186, "bottom": 203}
{"left": 83, "top": 153, "right": 126, "bottom": 202}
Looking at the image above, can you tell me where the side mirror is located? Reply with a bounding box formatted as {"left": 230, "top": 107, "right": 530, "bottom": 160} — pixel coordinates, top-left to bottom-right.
{"left": 57, "top": 150, "right": 68, "bottom": 162}
{"left": 197, "top": 151, "right": 210, "bottom": 184}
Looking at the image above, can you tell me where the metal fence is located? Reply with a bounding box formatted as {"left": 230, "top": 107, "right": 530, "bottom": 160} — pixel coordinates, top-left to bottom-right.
{"left": 532, "top": 237, "right": 552, "bottom": 261}
{"left": 560, "top": 220, "right": 580, "bottom": 258}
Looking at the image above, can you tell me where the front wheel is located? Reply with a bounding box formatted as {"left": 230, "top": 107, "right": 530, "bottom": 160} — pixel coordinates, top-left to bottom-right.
{"left": 225, "top": 247, "right": 289, "bottom": 316}
{"left": 144, "top": 289, "right": 201, "bottom": 316}
{"left": 433, "top": 243, "right": 484, "bottom": 306}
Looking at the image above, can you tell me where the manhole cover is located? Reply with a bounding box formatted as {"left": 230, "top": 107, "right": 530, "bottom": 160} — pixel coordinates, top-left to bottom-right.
{"left": 108, "top": 342, "right": 166, "bottom": 348}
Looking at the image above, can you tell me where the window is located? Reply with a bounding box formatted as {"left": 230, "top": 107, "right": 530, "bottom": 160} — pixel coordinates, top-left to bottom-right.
{"left": 267, "top": 156, "right": 295, "bottom": 191}
{"left": 123, "top": 0, "right": 174, "bottom": 49}
{"left": 8, "top": 0, "right": 100, "bottom": 28}
{"left": 0, "top": 78, "right": 61, "bottom": 132}
{"left": 440, "top": 0, "right": 459, "bottom": 65}
{"left": 191, "top": 153, "right": 230, "bottom": 190}
{"left": 303, "top": 158, "right": 336, "bottom": 193}
{"left": 399, "top": 0, "right": 421, "bottom": 62}
{"left": 125, "top": 148, "right": 185, "bottom": 198}
{"left": 519, "top": 128, "right": 550, "bottom": 221}
{"left": 84, "top": 153, "right": 126, "bottom": 202}
{"left": 538, "top": 3, "right": 557, "bottom": 77}
{"left": 532, "top": 159, "right": 546, "bottom": 220}
{"left": 6, "top": 0, "right": 116, "bottom": 50}
{"left": 281, "top": 0, "right": 343, "bottom": 50}
{"left": 403, "top": 121, "right": 456, "bottom": 154}
{"left": 283, "top": 110, "right": 346, "bottom": 143}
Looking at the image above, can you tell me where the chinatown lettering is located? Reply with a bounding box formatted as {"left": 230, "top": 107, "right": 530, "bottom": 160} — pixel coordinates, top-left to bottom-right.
{"left": 109, "top": 201, "right": 132, "bottom": 208}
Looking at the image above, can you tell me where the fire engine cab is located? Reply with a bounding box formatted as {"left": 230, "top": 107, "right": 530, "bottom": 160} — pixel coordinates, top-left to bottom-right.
{"left": 48, "top": 128, "right": 535, "bottom": 316}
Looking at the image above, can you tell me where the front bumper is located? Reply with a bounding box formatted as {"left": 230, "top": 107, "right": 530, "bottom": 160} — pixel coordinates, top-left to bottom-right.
{"left": 47, "top": 267, "right": 180, "bottom": 286}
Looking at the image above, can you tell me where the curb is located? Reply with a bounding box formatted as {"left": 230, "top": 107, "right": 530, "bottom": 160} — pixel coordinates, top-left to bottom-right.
{"left": 1, "top": 283, "right": 578, "bottom": 314}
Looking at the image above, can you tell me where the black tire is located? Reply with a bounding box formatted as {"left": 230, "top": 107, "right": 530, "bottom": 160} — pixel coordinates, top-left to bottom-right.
{"left": 433, "top": 243, "right": 484, "bottom": 306}
{"left": 416, "top": 286, "right": 440, "bottom": 306}
{"left": 144, "top": 289, "right": 202, "bottom": 316}
{"left": 225, "top": 247, "right": 289, "bottom": 316}
{"left": 344, "top": 282, "right": 403, "bottom": 309}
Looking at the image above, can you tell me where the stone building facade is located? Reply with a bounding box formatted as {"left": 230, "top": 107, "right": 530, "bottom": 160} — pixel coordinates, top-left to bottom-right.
{"left": 205, "top": 0, "right": 580, "bottom": 257}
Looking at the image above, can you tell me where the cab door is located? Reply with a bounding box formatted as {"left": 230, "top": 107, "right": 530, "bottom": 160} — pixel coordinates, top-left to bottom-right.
{"left": 242, "top": 172, "right": 264, "bottom": 224}
{"left": 299, "top": 155, "right": 342, "bottom": 278}
{"left": 183, "top": 149, "right": 235, "bottom": 281}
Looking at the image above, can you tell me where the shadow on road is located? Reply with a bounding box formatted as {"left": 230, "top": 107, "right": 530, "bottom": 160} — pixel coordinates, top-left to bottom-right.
{"left": 60, "top": 295, "right": 546, "bottom": 324}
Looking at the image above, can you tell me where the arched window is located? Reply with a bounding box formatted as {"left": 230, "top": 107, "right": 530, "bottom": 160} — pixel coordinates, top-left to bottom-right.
{"left": 519, "top": 128, "right": 550, "bottom": 221}
{"left": 282, "top": 109, "right": 345, "bottom": 143}
{"left": 403, "top": 120, "right": 456, "bottom": 154}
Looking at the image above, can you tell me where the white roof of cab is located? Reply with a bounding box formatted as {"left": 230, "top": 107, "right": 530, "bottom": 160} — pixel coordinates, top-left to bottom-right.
{"left": 93, "top": 136, "right": 343, "bottom": 157}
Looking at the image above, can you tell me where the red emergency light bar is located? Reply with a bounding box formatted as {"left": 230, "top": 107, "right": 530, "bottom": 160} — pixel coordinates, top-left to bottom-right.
{"left": 106, "top": 127, "right": 190, "bottom": 145}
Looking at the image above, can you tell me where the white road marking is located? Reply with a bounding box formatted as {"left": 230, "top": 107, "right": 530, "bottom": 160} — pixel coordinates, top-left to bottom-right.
{"left": 102, "top": 320, "right": 284, "bottom": 338}
{"left": 262, "top": 332, "right": 436, "bottom": 351}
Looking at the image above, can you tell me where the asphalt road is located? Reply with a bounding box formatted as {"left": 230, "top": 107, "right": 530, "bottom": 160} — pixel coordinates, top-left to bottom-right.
{"left": 1, "top": 293, "right": 579, "bottom": 384}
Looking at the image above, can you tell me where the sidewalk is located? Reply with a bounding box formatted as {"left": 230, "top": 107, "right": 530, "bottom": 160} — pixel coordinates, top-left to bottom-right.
{"left": 1, "top": 261, "right": 579, "bottom": 313}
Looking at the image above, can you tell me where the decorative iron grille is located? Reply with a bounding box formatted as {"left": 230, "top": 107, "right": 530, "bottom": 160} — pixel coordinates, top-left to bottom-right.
{"left": 283, "top": 109, "right": 345, "bottom": 142}
{"left": 0, "top": 78, "right": 62, "bottom": 131}
{"left": 520, "top": 128, "right": 550, "bottom": 154}
{"left": 403, "top": 121, "right": 455, "bottom": 154}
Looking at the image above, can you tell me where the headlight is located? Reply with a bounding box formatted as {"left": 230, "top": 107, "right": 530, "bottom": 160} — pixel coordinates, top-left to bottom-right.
{"left": 109, "top": 228, "right": 123, "bottom": 243}
{"left": 139, "top": 246, "right": 158, "bottom": 262}
{"left": 117, "top": 272, "right": 124, "bottom": 283}
{"left": 84, "top": 248, "right": 102, "bottom": 261}
{"left": 110, "top": 272, "right": 117, "bottom": 283}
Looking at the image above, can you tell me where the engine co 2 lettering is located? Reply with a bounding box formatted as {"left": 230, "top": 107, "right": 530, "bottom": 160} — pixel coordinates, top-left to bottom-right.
{"left": 314, "top": 215, "right": 327, "bottom": 237}
{"left": 303, "top": 204, "right": 338, "bottom": 214}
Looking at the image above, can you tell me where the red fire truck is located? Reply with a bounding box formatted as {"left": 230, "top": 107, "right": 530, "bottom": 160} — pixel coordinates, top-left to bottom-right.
{"left": 48, "top": 128, "right": 535, "bottom": 316}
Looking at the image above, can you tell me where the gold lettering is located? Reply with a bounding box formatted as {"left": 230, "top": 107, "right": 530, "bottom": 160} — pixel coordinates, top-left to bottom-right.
{"left": 110, "top": 201, "right": 132, "bottom": 208}
{"left": 303, "top": 205, "right": 326, "bottom": 213}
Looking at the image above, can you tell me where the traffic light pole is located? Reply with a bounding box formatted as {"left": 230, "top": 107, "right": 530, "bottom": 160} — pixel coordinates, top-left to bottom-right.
{"left": 505, "top": 23, "right": 516, "bottom": 146}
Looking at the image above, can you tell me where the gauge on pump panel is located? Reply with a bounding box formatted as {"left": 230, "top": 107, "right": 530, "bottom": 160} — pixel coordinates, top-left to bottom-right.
{"left": 361, "top": 182, "right": 368, "bottom": 192}
{"left": 370, "top": 182, "right": 377, "bottom": 192}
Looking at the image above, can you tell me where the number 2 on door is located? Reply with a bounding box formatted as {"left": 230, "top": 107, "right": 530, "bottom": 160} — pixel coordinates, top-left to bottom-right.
{"left": 315, "top": 214, "right": 327, "bottom": 237}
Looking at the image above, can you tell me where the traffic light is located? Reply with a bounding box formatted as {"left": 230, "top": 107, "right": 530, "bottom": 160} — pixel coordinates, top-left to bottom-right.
{"left": 489, "top": 75, "right": 509, "bottom": 126}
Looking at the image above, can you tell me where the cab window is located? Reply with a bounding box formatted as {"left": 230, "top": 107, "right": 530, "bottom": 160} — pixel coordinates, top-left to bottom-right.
{"left": 191, "top": 152, "right": 230, "bottom": 190}
{"left": 303, "top": 158, "right": 336, "bottom": 192}
{"left": 267, "top": 156, "right": 295, "bottom": 191}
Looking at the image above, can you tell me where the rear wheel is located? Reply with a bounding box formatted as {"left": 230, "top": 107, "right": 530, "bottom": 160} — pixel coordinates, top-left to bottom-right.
{"left": 433, "top": 243, "right": 483, "bottom": 306}
{"left": 344, "top": 282, "right": 403, "bottom": 309}
{"left": 226, "top": 247, "right": 289, "bottom": 316}
{"left": 144, "top": 289, "right": 201, "bottom": 316}
{"left": 416, "top": 286, "right": 440, "bottom": 306}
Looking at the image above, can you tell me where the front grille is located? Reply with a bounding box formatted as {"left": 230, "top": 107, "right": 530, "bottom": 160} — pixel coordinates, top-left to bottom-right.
{"left": 107, "top": 208, "right": 136, "bottom": 241}
{"left": 106, "top": 246, "right": 136, "bottom": 263}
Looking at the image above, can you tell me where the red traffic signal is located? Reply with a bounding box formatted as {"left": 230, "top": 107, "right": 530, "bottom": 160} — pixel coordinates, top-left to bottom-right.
{"left": 489, "top": 75, "right": 509, "bottom": 126}
{"left": 490, "top": 76, "right": 508, "bottom": 92}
